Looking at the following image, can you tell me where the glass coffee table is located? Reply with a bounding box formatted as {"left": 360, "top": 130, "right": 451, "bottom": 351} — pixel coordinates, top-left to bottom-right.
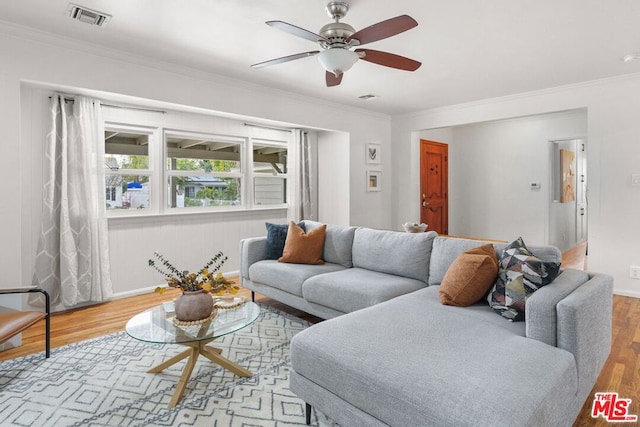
{"left": 125, "top": 299, "right": 261, "bottom": 408}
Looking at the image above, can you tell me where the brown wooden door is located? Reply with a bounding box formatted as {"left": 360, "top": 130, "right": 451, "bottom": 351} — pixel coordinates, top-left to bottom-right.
{"left": 420, "top": 140, "right": 448, "bottom": 234}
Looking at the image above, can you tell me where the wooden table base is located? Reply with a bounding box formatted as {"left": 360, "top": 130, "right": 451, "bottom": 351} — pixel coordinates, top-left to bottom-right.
{"left": 148, "top": 338, "right": 252, "bottom": 408}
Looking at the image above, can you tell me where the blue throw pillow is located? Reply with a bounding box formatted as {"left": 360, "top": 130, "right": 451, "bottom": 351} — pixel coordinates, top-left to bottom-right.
{"left": 265, "top": 222, "right": 305, "bottom": 260}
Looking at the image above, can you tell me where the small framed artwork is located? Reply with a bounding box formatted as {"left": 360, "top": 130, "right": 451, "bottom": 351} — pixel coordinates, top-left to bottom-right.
{"left": 366, "top": 143, "right": 381, "bottom": 164}
{"left": 367, "top": 170, "right": 382, "bottom": 192}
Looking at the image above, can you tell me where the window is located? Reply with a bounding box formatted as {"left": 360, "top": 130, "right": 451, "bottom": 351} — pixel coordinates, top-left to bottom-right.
{"left": 105, "top": 186, "right": 117, "bottom": 202}
{"left": 104, "top": 122, "right": 292, "bottom": 216}
{"left": 165, "top": 131, "right": 243, "bottom": 209}
{"left": 104, "top": 126, "right": 154, "bottom": 211}
{"left": 252, "top": 140, "right": 288, "bottom": 205}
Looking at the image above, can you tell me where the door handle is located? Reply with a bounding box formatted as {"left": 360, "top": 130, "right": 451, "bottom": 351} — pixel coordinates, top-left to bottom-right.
{"left": 422, "top": 201, "right": 430, "bottom": 207}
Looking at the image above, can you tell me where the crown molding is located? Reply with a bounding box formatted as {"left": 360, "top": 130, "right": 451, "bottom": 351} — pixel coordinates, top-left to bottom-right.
{"left": 393, "top": 71, "right": 640, "bottom": 122}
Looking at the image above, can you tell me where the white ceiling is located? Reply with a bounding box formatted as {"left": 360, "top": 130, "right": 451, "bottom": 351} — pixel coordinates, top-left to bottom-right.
{"left": 2, "top": 0, "right": 640, "bottom": 115}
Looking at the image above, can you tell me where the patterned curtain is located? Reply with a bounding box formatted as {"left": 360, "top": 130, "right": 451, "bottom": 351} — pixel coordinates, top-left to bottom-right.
{"left": 31, "top": 95, "right": 113, "bottom": 307}
{"left": 288, "top": 130, "right": 315, "bottom": 222}
{"left": 299, "top": 131, "right": 314, "bottom": 221}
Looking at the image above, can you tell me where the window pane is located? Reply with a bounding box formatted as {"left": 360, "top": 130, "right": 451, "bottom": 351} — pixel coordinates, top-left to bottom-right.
{"left": 104, "top": 131, "right": 149, "bottom": 170}
{"left": 167, "top": 176, "right": 241, "bottom": 208}
{"left": 253, "top": 143, "right": 287, "bottom": 174}
{"left": 166, "top": 136, "right": 241, "bottom": 172}
{"left": 105, "top": 175, "right": 150, "bottom": 210}
{"left": 254, "top": 177, "right": 287, "bottom": 205}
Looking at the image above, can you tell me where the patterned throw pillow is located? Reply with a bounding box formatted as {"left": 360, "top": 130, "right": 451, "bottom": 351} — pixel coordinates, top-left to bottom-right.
{"left": 265, "top": 222, "right": 305, "bottom": 260}
{"left": 487, "top": 237, "right": 561, "bottom": 321}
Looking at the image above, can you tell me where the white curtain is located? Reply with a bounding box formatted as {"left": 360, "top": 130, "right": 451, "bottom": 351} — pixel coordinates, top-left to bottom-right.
{"left": 289, "top": 130, "right": 315, "bottom": 222}
{"left": 31, "top": 95, "right": 113, "bottom": 307}
{"left": 299, "top": 131, "right": 314, "bottom": 220}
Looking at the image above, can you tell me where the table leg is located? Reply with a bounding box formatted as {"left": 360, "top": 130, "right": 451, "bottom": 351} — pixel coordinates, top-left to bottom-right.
{"left": 147, "top": 348, "right": 192, "bottom": 373}
{"left": 169, "top": 346, "right": 199, "bottom": 408}
{"left": 200, "top": 344, "right": 252, "bottom": 377}
{"left": 151, "top": 340, "right": 252, "bottom": 408}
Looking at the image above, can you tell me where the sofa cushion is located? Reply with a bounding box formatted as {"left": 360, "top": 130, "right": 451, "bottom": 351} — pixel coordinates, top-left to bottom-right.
{"left": 429, "top": 236, "right": 562, "bottom": 286}
{"left": 439, "top": 244, "right": 498, "bottom": 307}
{"left": 279, "top": 222, "right": 326, "bottom": 265}
{"left": 303, "top": 220, "right": 356, "bottom": 268}
{"left": 265, "top": 221, "right": 305, "bottom": 260}
{"left": 302, "top": 268, "right": 426, "bottom": 313}
{"left": 290, "top": 287, "right": 577, "bottom": 427}
{"left": 352, "top": 228, "right": 436, "bottom": 283}
{"left": 488, "top": 237, "right": 562, "bottom": 321}
{"left": 248, "top": 260, "right": 345, "bottom": 296}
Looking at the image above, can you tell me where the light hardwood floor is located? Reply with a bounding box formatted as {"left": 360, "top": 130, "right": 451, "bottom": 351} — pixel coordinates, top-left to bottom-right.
{"left": 1, "top": 242, "right": 636, "bottom": 426}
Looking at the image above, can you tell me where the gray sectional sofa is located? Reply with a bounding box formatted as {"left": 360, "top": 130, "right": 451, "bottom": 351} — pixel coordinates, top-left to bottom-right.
{"left": 239, "top": 220, "right": 613, "bottom": 426}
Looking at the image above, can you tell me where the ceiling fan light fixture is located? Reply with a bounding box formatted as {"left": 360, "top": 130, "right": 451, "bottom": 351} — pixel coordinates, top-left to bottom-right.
{"left": 318, "top": 49, "right": 358, "bottom": 76}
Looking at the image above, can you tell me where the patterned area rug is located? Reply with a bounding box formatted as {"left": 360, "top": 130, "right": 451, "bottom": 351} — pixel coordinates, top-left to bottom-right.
{"left": 0, "top": 304, "right": 330, "bottom": 427}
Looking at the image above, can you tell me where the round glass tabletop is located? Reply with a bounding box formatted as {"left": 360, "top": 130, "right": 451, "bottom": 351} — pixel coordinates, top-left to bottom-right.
{"left": 125, "top": 300, "right": 261, "bottom": 345}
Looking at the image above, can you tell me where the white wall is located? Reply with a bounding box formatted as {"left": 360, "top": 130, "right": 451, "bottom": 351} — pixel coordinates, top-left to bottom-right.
{"left": 317, "top": 131, "right": 350, "bottom": 225}
{"left": 451, "top": 111, "right": 586, "bottom": 244}
{"left": 2, "top": 23, "right": 391, "bottom": 302}
{"left": 392, "top": 75, "right": 640, "bottom": 297}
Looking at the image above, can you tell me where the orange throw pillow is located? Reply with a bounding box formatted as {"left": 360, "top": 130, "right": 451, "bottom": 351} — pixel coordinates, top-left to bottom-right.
{"left": 439, "top": 244, "right": 499, "bottom": 307}
{"left": 278, "top": 221, "right": 326, "bottom": 265}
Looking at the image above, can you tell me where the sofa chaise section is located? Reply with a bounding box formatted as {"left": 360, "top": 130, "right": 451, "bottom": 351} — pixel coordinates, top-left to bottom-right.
{"left": 290, "top": 286, "right": 580, "bottom": 427}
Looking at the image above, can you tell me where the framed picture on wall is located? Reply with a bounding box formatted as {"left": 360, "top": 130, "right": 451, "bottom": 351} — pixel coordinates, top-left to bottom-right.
{"left": 367, "top": 170, "right": 381, "bottom": 192}
{"left": 366, "top": 143, "right": 381, "bottom": 164}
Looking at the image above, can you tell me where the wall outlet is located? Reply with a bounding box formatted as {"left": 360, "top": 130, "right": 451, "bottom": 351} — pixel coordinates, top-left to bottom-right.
{"left": 630, "top": 266, "right": 640, "bottom": 279}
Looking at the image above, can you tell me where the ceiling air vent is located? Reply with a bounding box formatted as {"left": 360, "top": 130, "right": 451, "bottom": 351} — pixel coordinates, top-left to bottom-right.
{"left": 67, "top": 3, "right": 111, "bottom": 27}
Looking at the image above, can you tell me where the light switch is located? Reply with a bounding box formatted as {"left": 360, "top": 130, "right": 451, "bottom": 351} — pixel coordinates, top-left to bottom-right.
{"left": 632, "top": 174, "right": 640, "bottom": 186}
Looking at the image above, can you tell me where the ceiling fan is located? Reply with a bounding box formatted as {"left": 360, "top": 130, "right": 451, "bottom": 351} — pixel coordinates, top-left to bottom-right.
{"left": 251, "top": 1, "right": 422, "bottom": 87}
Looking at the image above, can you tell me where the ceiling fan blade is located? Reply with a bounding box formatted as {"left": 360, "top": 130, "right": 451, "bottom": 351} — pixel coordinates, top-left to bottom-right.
{"left": 348, "top": 15, "right": 418, "bottom": 45}
{"left": 326, "top": 71, "right": 343, "bottom": 87}
{"left": 355, "top": 49, "right": 421, "bottom": 71}
{"left": 266, "top": 21, "right": 328, "bottom": 43}
{"left": 251, "top": 51, "right": 320, "bottom": 68}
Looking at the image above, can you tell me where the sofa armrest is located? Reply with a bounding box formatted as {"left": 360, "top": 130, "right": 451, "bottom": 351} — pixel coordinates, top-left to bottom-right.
{"left": 556, "top": 272, "right": 613, "bottom": 403}
{"left": 526, "top": 269, "right": 589, "bottom": 346}
{"left": 240, "top": 237, "right": 268, "bottom": 279}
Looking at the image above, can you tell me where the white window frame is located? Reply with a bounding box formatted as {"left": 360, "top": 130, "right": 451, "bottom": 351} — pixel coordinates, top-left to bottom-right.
{"left": 104, "top": 122, "right": 293, "bottom": 217}
{"left": 104, "top": 123, "right": 159, "bottom": 217}
{"left": 164, "top": 129, "right": 246, "bottom": 212}
{"left": 249, "top": 138, "right": 290, "bottom": 208}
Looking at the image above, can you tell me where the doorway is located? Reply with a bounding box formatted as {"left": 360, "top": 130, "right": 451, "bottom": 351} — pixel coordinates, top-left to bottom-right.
{"left": 420, "top": 140, "right": 448, "bottom": 234}
{"left": 550, "top": 138, "right": 587, "bottom": 251}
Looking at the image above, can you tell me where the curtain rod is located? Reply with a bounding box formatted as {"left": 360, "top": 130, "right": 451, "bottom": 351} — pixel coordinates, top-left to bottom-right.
{"left": 244, "top": 122, "right": 293, "bottom": 132}
{"left": 49, "top": 95, "right": 167, "bottom": 114}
